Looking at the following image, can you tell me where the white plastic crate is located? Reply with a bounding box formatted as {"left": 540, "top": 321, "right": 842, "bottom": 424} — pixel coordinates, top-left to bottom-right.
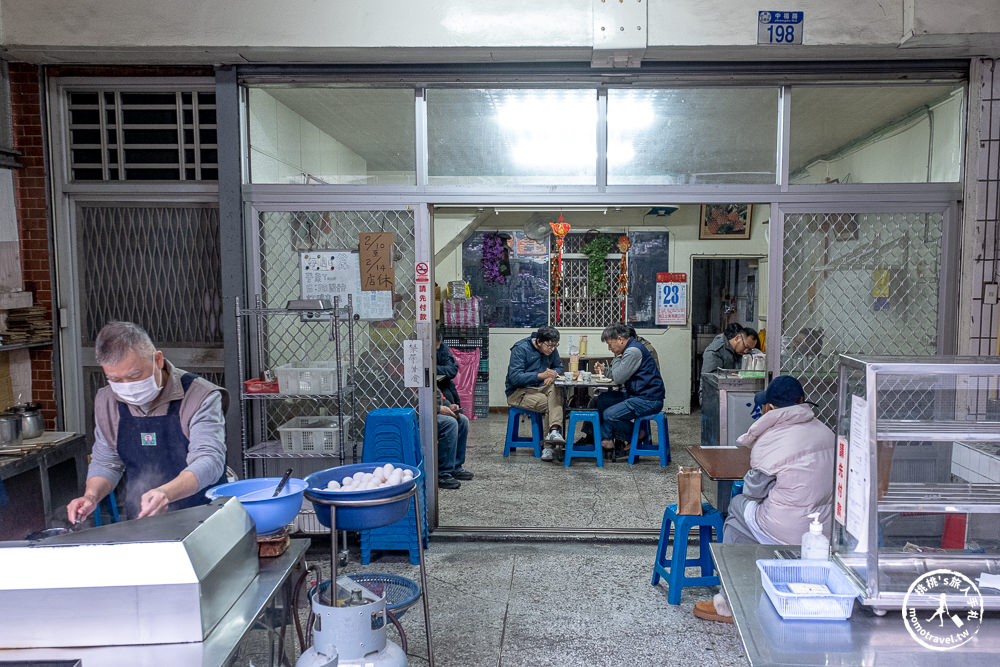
{"left": 293, "top": 508, "right": 327, "bottom": 534}
{"left": 277, "top": 416, "right": 343, "bottom": 453}
{"left": 274, "top": 361, "right": 340, "bottom": 394}
{"left": 756, "top": 559, "right": 858, "bottom": 620}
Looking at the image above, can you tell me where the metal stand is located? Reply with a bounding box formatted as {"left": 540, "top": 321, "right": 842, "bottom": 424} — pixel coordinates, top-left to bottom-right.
{"left": 303, "top": 486, "right": 435, "bottom": 667}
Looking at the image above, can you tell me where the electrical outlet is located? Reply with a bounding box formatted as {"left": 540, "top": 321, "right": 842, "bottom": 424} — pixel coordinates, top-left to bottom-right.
{"left": 984, "top": 282, "right": 999, "bottom": 305}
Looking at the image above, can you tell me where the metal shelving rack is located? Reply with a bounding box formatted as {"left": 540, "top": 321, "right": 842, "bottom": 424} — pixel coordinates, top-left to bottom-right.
{"left": 235, "top": 295, "right": 360, "bottom": 479}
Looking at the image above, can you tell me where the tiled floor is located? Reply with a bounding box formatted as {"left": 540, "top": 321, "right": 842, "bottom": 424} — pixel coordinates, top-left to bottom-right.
{"left": 438, "top": 411, "right": 705, "bottom": 531}
{"left": 263, "top": 411, "right": 747, "bottom": 667}
{"left": 288, "top": 536, "right": 745, "bottom": 667}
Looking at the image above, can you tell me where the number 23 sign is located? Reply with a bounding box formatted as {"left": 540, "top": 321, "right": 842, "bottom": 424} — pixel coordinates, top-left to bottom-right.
{"left": 656, "top": 272, "right": 687, "bottom": 326}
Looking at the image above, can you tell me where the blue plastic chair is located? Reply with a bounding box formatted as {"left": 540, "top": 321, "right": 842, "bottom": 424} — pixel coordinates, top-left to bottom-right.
{"left": 92, "top": 490, "right": 120, "bottom": 526}
{"left": 503, "top": 407, "right": 544, "bottom": 457}
{"left": 564, "top": 410, "right": 604, "bottom": 468}
{"left": 627, "top": 413, "right": 670, "bottom": 466}
{"left": 651, "top": 503, "right": 725, "bottom": 604}
{"left": 730, "top": 480, "right": 744, "bottom": 499}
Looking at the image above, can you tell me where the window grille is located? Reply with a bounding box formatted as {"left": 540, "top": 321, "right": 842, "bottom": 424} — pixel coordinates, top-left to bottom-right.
{"left": 67, "top": 90, "right": 217, "bottom": 181}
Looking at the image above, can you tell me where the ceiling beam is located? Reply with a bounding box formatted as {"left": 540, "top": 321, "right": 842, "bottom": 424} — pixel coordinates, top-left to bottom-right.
{"left": 434, "top": 209, "right": 492, "bottom": 264}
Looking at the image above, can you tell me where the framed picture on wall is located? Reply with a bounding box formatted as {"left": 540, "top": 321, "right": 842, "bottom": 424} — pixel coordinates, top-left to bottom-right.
{"left": 699, "top": 204, "right": 752, "bottom": 240}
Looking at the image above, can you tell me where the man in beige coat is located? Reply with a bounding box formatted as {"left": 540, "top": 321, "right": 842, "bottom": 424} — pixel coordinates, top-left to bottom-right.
{"left": 693, "top": 375, "right": 835, "bottom": 623}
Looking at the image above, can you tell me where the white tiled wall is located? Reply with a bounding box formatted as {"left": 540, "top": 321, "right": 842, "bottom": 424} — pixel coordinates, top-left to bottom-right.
{"left": 952, "top": 442, "right": 1000, "bottom": 483}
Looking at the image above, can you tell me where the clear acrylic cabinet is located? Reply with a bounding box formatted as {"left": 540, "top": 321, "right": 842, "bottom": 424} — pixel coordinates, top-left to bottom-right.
{"left": 832, "top": 355, "right": 1000, "bottom": 613}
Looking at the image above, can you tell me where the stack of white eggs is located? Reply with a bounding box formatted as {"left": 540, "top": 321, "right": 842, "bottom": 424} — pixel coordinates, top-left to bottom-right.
{"left": 324, "top": 463, "right": 414, "bottom": 492}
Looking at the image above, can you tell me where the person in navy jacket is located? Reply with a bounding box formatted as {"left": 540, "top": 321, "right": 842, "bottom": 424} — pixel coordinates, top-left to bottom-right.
{"left": 592, "top": 323, "right": 665, "bottom": 455}
{"left": 505, "top": 325, "right": 566, "bottom": 462}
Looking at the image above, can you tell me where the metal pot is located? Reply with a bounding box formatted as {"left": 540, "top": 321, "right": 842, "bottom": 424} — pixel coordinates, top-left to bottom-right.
{"left": 0, "top": 413, "right": 22, "bottom": 449}
{"left": 5, "top": 403, "right": 44, "bottom": 440}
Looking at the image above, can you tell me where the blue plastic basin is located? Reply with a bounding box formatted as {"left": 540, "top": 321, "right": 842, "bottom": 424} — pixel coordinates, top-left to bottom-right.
{"left": 304, "top": 463, "right": 420, "bottom": 530}
{"left": 205, "top": 477, "right": 307, "bottom": 535}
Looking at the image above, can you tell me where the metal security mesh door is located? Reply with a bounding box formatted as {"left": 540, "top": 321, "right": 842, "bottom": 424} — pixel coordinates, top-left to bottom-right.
{"left": 77, "top": 204, "right": 223, "bottom": 440}
{"left": 779, "top": 211, "right": 944, "bottom": 427}
{"left": 249, "top": 209, "right": 417, "bottom": 470}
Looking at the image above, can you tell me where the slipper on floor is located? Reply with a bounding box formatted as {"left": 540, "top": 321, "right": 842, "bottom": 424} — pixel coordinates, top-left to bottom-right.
{"left": 693, "top": 600, "right": 734, "bottom": 624}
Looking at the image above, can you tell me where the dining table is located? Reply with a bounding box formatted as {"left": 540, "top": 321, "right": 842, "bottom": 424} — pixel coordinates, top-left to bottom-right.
{"left": 686, "top": 445, "right": 751, "bottom": 515}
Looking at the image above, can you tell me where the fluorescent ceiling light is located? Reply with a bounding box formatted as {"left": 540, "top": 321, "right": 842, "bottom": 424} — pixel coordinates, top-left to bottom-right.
{"left": 494, "top": 206, "right": 608, "bottom": 213}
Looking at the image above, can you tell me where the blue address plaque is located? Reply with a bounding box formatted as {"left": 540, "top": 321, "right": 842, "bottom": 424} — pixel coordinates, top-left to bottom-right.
{"left": 758, "top": 11, "right": 803, "bottom": 45}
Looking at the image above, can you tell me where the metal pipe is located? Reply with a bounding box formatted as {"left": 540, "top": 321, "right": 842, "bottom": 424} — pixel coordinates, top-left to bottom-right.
{"left": 413, "top": 489, "right": 435, "bottom": 667}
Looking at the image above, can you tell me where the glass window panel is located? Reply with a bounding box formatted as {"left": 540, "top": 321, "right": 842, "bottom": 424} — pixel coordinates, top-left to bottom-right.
{"left": 462, "top": 231, "right": 549, "bottom": 328}
{"left": 428, "top": 89, "right": 597, "bottom": 185}
{"left": 790, "top": 85, "right": 964, "bottom": 184}
{"left": 608, "top": 88, "right": 778, "bottom": 185}
{"left": 627, "top": 231, "right": 669, "bottom": 328}
{"left": 246, "top": 87, "right": 415, "bottom": 185}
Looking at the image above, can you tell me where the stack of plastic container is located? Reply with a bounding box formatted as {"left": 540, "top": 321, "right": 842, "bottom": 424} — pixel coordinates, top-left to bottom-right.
{"left": 442, "top": 325, "right": 490, "bottom": 418}
{"left": 360, "top": 408, "right": 428, "bottom": 565}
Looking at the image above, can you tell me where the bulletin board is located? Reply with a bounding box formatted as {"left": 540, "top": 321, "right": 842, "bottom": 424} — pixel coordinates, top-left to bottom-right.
{"left": 299, "top": 250, "right": 393, "bottom": 320}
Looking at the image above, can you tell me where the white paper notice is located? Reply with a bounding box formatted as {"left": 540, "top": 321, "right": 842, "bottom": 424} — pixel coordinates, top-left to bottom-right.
{"left": 846, "top": 394, "right": 870, "bottom": 552}
{"left": 403, "top": 339, "right": 423, "bottom": 388}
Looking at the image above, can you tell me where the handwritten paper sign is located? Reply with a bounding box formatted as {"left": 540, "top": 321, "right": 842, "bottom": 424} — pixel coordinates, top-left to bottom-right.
{"left": 299, "top": 250, "right": 392, "bottom": 320}
{"left": 359, "top": 232, "right": 395, "bottom": 291}
{"left": 403, "top": 339, "right": 423, "bottom": 388}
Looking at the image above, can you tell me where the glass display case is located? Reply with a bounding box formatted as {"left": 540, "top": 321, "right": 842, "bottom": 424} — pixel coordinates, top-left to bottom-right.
{"left": 832, "top": 355, "right": 1000, "bottom": 614}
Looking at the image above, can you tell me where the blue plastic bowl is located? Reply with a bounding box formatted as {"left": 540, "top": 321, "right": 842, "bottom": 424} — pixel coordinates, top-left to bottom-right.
{"left": 304, "top": 463, "right": 420, "bottom": 531}
{"left": 205, "top": 477, "right": 307, "bottom": 535}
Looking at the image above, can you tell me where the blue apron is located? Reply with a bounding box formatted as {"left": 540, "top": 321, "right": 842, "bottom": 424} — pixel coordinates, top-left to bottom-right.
{"left": 116, "top": 372, "right": 225, "bottom": 519}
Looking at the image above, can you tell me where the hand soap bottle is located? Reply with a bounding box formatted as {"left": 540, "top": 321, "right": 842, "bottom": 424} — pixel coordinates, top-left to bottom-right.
{"left": 800, "top": 512, "right": 828, "bottom": 560}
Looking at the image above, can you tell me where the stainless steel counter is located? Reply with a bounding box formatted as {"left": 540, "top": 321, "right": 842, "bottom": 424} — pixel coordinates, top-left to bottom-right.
{"left": 701, "top": 371, "right": 764, "bottom": 447}
{"left": 712, "top": 543, "right": 1000, "bottom": 666}
{"left": 0, "top": 538, "right": 308, "bottom": 666}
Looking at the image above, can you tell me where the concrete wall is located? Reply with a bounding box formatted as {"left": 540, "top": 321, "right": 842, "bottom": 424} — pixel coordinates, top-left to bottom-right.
{"left": 2, "top": 1, "right": 998, "bottom": 63}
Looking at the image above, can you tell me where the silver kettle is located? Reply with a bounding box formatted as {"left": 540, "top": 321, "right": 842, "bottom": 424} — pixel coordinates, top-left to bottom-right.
{"left": 5, "top": 403, "right": 44, "bottom": 440}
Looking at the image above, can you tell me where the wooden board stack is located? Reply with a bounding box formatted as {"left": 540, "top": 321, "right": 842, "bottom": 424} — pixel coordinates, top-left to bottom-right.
{"left": 0, "top": 307, "right": 50, "bottom": 346}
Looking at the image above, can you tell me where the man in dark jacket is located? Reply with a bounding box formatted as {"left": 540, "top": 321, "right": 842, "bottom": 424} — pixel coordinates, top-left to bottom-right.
{"left": 436, "top": 331, "right": 461, "bottom": 407}
{"left": 505, "top": 325, "right": 565, "bottom": 462}
{"left": 700, "top": 324, "right": 757, "bottom": 446}
{"left": 592, "top": 323, "right": 665, "bottom": 454}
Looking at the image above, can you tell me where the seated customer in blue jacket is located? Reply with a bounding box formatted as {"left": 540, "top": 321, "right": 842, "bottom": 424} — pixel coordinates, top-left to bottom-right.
{"left": 592, "top": 323, "right": 665, "bottom": 453}
{"left": 505, "top": 325, "right": 566, "bottom": 462}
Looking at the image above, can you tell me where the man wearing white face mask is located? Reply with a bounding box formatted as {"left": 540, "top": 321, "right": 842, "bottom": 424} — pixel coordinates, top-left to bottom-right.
{"left": 67, "top": 321, "right": 228, "bottom": 522}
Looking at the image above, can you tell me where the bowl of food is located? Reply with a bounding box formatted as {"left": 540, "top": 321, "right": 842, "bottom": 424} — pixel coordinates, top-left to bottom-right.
{"left": 205, "top": 477, "right": 307, "bottom": 535}
{"left": 304, "top": 462, "right": 420, "bottom": 531}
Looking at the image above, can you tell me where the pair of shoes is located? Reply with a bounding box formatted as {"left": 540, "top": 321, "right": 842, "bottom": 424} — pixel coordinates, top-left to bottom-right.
{"left": 545, "top": 427, "right": 566, "bottom": 444}
{"left": 541, "top": 447, "right": 555, "bottom": 462}
{"left": 692, "top": 600, "right": 734, "bottom": 624}
{"left": 438, "top": 475, "right": 461, "bottom": 490}
{"left": 452, "top": 467, "right": 474, "bottom": 481}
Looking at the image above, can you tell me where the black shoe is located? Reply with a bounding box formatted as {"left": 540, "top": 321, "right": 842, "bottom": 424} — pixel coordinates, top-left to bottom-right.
{"left": 452, "top": 468, "right": 474, "bottom": 481}
{"left": 439, "top": 476, "right": 461, "bottom": 489}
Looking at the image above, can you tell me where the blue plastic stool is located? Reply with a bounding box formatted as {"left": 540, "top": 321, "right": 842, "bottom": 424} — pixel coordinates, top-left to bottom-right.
{"left": 564, "top": 410, "right": 603, "bottom": 468}
{"left": 92, "top": 490, "right": 120, "bottom": 526}
{"left": 504, "top": 408, "right": 544, "bottom": 457}
{"left": 651, "top": 503, "right": 724, "bottom": 604}
{"left": 627, "top": 413, "right": 670, "bottom": 466}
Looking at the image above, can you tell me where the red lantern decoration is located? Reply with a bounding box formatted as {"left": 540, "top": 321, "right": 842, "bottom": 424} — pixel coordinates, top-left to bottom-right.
{"left": 617, "top": 235, "right": 631, "bottom": 321}
{"left": 549, "top": 215, "right": 571, "bottom": 322}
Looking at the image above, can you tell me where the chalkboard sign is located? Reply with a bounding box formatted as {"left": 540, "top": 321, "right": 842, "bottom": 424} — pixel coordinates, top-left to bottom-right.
{"left": 299, "top": 250, "right": 393, "bottom": 320}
